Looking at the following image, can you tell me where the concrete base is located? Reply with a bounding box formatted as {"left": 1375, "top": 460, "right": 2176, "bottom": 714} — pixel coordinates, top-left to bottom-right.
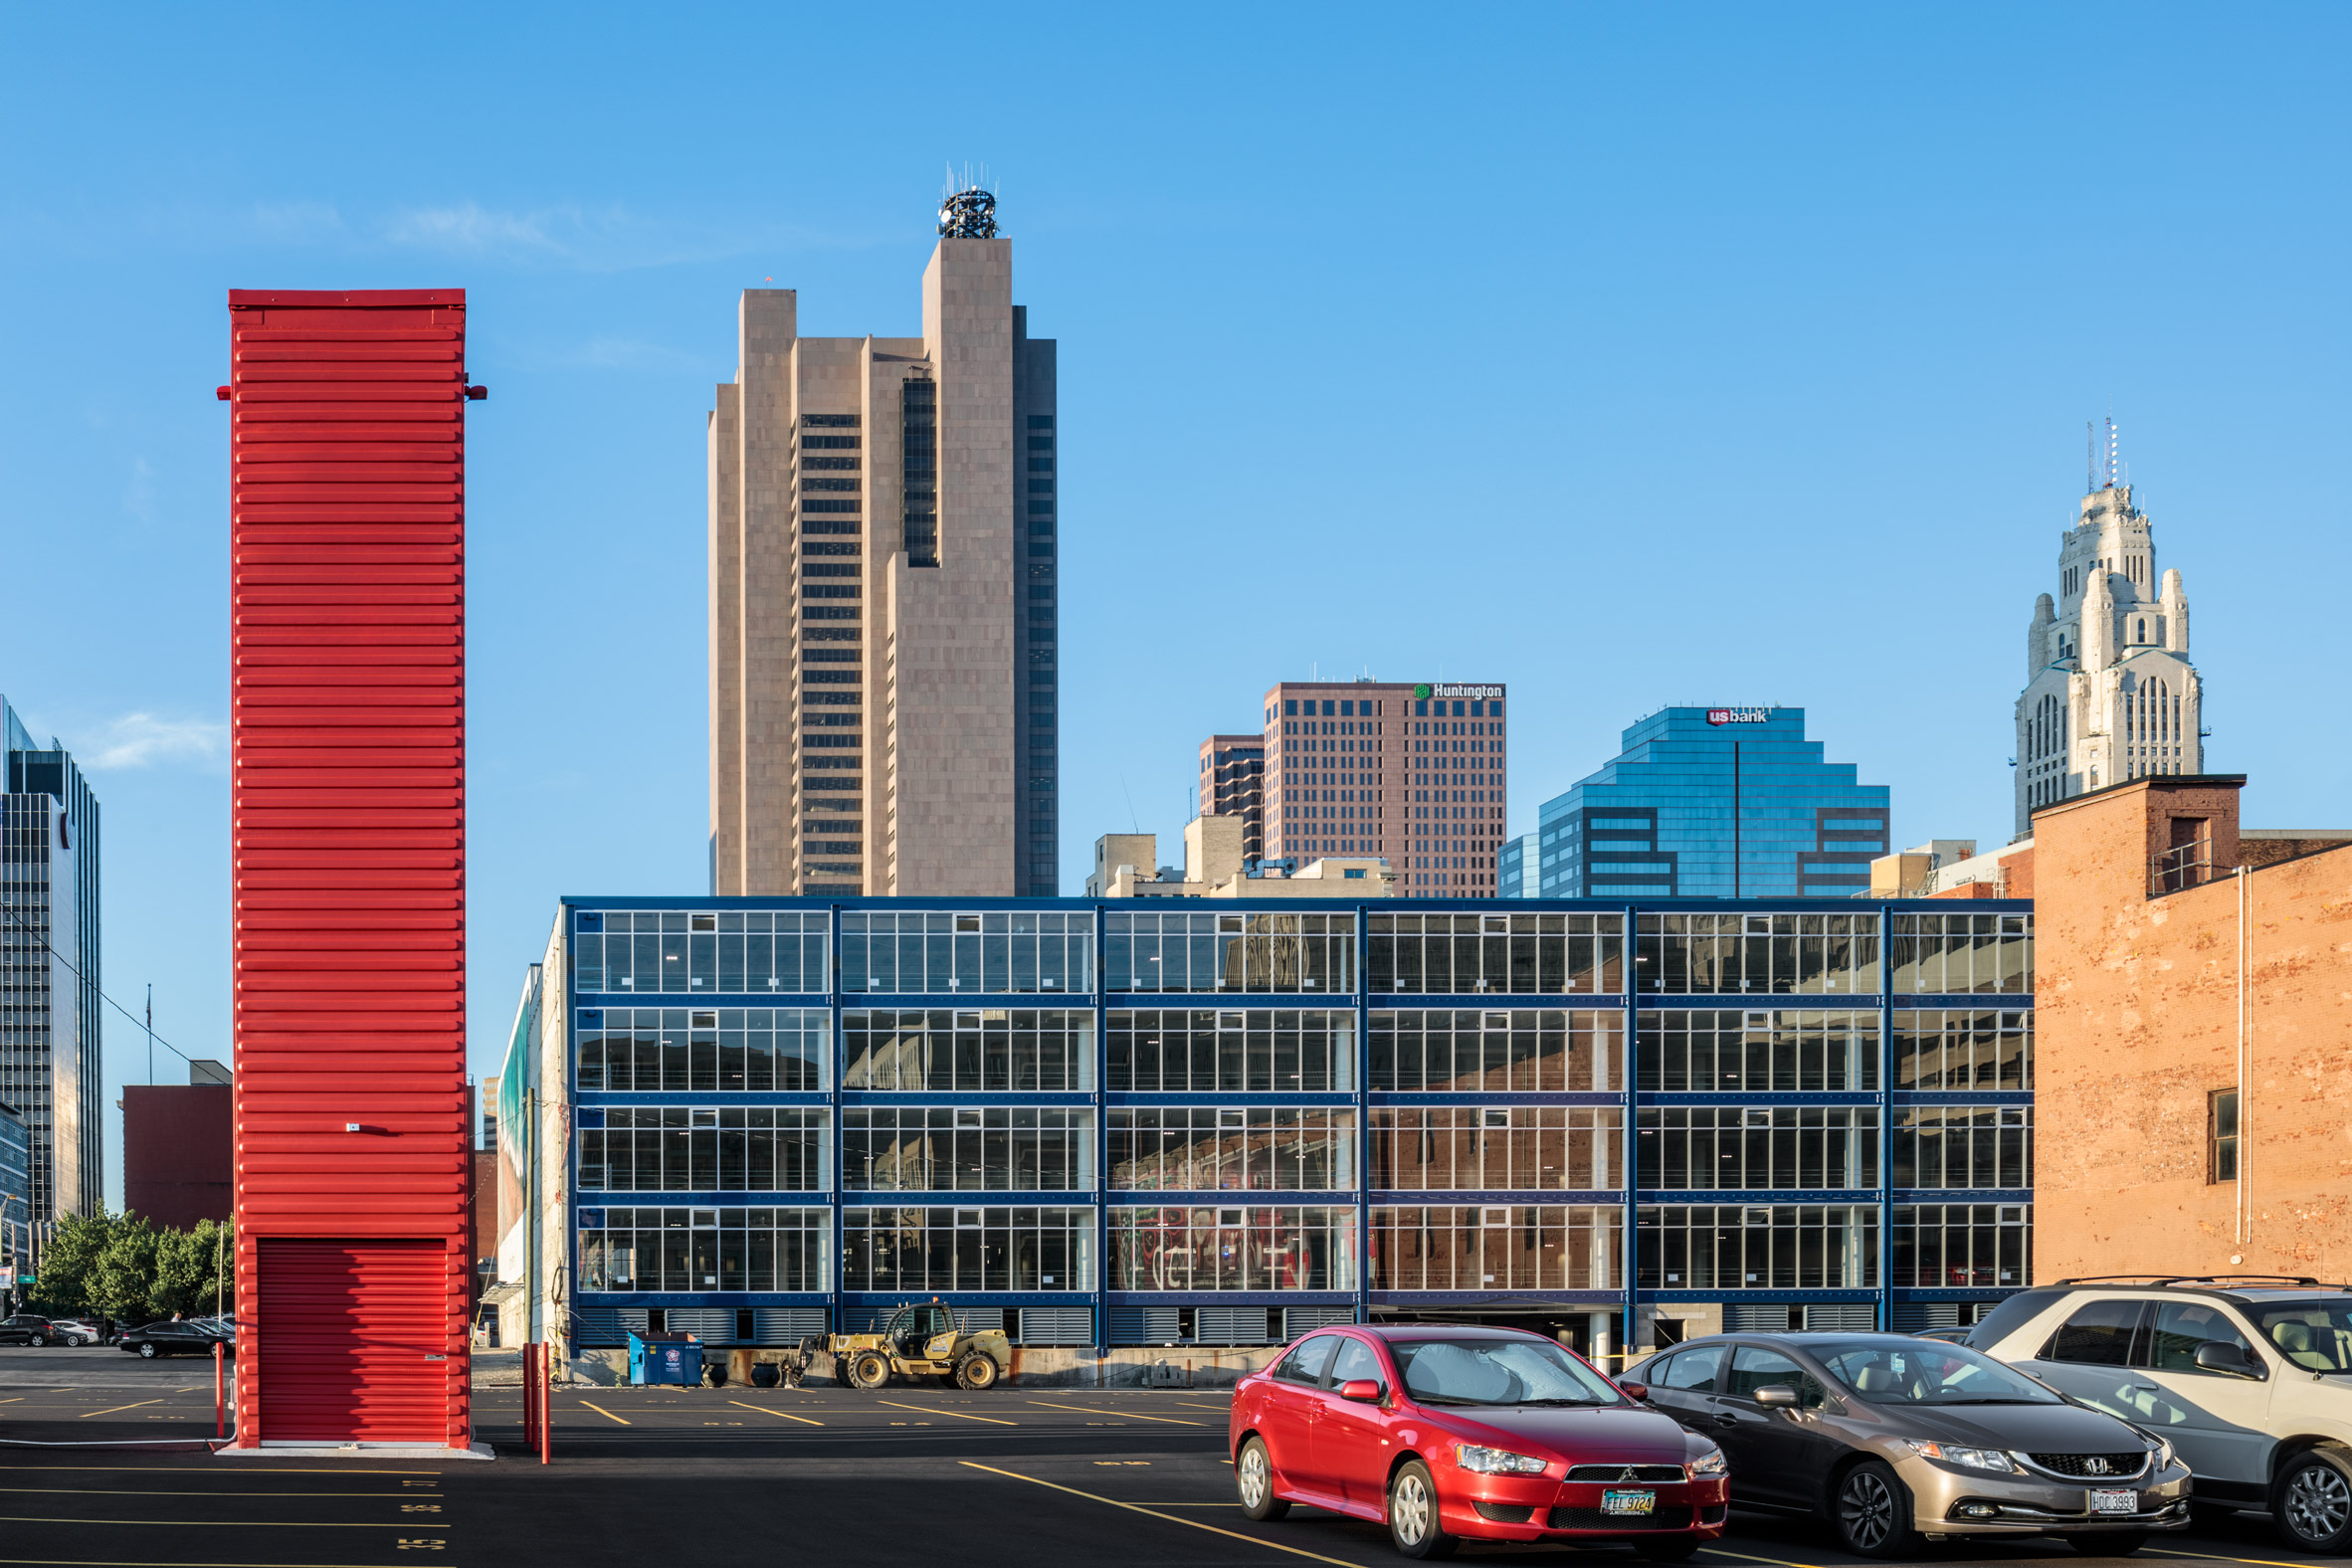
{"left": 219, "top": 1441, "right": 495, "bottom": 1462}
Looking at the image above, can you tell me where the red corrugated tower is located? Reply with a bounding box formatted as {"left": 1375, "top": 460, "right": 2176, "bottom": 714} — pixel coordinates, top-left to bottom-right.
{"left": 226, "top": 290, "right": 472, "bottom": 1451}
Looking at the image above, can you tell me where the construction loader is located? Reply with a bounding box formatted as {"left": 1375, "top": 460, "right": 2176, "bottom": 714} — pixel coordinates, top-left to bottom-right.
{"left": 781, "top": 1300, "right": 1010, "bottom": 1391}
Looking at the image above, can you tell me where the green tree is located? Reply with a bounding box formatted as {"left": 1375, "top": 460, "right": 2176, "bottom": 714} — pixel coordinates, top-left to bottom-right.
{"left": 154, "top": 1219, "right": 234, "bottom": 1316}
{"left": 30, "top": 1211, "right": 114, "bottom": 1316}
{"left": 90, "top": 1214, "right": 160, "bottom": 1326}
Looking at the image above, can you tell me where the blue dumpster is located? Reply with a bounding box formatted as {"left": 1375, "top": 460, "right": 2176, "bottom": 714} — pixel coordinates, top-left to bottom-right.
{"left": 628, "top": 1331, "right": 702, "bottom": 1386}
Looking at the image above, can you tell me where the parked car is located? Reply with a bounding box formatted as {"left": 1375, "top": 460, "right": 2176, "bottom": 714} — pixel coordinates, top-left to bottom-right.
{"left": 1624, "top": 1332, "right": 2189, "bottom": 1558}
{"left": 1231, "top": 1324, "right": 1729, "bottom": 1559}
{"left": 1967, "top": 1276, "right": 2352, "bottom": 1552}
{"left": 116, "top": 1319, "right": 230, "bottom": 1359}
{"left": 0, "top": 1314, "right": 62, "bottom": 1346}
{"left": 47, "top": 1317, "right": 104, "bottom": 1346}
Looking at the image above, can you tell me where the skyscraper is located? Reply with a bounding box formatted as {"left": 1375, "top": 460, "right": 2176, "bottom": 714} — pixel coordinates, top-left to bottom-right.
{"left": 1531, "top": 707, "right": 1889, "bottom": 899}
{"left": 1264, "top": 680, "right": 1507, "bottom": 897}
{"left": 709, "top": 187, "right": 1058, "bottom": 897}
{"left": 0, "top": 696, "right": 100, "bottom": 1221}
{"left": 2016, "top": 475, "right": 2203, "bottom": 834}
{"left": 1196, "top": 734, "right": 1266, "bottom": 863}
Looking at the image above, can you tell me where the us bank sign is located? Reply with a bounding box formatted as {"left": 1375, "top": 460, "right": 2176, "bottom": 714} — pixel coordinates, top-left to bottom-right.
{"left": 1706, "top": 707, "right": 1773, "bottom": 725}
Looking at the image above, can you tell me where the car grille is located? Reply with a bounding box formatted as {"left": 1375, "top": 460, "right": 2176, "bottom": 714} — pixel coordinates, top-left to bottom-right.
{"left": 1564, "top": 1465, "right": 1687, "bottom": 1482}
{"left": 2026, "top": 1453, "right": 2150, "bottom": 1478}
{"left": 1472, "top": 1501, "right": 1536, "bottom": 1523}
{"left": 1548, "top": 1506, "right": 1694, "bottom": 1531}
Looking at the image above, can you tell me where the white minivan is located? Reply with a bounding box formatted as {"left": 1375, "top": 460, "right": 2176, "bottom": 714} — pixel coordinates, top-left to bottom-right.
{"left": 1967, "top": 1278, "right": 2352, "bottom": 1552}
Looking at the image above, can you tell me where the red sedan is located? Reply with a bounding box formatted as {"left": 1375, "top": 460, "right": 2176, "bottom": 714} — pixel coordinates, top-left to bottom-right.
{"left": 1231, "top": 1323, "right": 1730, "bottom": 1559}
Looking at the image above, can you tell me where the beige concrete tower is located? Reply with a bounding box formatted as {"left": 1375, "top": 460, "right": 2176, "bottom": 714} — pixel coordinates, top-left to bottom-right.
{"left": 710, "top": 190, "right": 1059, "bottom": 895}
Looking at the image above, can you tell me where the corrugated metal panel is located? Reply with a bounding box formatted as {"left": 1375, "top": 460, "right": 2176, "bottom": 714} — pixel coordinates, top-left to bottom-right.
{"left": 257, "top": 1240, "right": 448, "bottom": 1444}
{"left": 228, "top": 290, "right": 472, "bottom": 1451}
{"left": 1018, "top": 1307, "right": 1092, "bottom": 1347}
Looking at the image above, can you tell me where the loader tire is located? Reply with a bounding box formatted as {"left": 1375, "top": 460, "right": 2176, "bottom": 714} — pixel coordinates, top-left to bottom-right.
{"left": 954, "top": 1353, "right": 1001, "bottom": 1391}
{"left": 848, "top": 1350, "right": 891, "bottom": 1391}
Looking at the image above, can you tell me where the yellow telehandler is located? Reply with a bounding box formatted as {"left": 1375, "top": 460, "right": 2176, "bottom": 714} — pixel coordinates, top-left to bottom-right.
{"left": 785, "top": 1300, "right": 1009, "bottom": 1391}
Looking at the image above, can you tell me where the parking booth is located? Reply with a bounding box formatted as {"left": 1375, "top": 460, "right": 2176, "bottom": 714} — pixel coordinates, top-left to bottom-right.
{"left": 628, "top": 1332, "right": 703, "bottom": 1386}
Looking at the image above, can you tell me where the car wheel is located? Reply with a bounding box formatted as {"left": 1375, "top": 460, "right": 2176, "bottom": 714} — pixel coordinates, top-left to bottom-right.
{"left": 2273, "top": 1450, "right": 2352, "bottom": 1553}
{"left": 137, "top": 1342, "right": 157, "bottom": 1359}
{"left": 27, "top": 1334, "right": 45, "bottom": 1348}
{"left": 2069, "top": 1532, "right": 2148, "bottom": 1555}
{"left": 1236, "top": 1436, "right": 1289, "bottom": 1522}
{"left": 1834, "top": 1460, "right": 1920, "bottom": 1559}
{"left": 1388, "top": 1458, "right": 1458, "bottom": 1560}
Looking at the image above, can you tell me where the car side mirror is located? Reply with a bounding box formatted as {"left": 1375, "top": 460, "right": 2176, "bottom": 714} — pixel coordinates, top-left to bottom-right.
{"left": 1617, "top": 1380, "right": 1650, "bottom": 1400}
{"left": 1753, "top": 1384, "right": 1800, "bottom": 1408}
{"left": 2194, "top": 1340, "right": 2265, "bottom": 1380}
{"left": 1338, "top": 1378, "right": 1385, "bottom": 1404}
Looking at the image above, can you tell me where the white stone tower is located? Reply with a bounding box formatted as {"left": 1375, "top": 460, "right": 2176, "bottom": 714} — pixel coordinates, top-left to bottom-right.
{"left": 2015, "top": 474, "right": 2204, "bottom": 835}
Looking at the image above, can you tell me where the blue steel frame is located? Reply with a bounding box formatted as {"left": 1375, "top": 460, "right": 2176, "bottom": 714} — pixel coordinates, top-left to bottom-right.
{"left": 555, "top": 893, "right": 2035, "bottom": 1352}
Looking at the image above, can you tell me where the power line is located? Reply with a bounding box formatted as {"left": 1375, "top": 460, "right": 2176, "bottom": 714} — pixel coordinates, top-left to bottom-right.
{"left": 0, "top": 903, "right": 200, "bottom": 1073}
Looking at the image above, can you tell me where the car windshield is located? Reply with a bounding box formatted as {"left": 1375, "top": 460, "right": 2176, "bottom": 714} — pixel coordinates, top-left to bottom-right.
{"left": 2254, "top": 1301, "right": 2352, "bottom": 1372}
{"left": 1391, "top": 1338, "right": 1624, "bottom": 1407}
{"left": 1818, "top": 1341, "right": 2059, "bottom": 1405}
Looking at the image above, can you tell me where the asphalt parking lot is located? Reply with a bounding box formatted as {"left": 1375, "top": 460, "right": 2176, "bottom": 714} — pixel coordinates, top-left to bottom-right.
{"left": 0, "top": 1353, "right": 2337, "bottom": 1568}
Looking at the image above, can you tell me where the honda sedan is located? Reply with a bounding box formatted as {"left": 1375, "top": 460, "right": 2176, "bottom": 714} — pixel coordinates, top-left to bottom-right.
{"left": 1627, "top": 1333, "right": 2191, "bottom": 1557}
{"left": 1232, "top": 1324, "right": 1729, "bottom": 1559}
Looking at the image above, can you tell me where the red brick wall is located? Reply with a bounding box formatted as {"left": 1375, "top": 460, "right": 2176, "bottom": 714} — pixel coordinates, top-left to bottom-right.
{"left": 2034, "top": 778, "right": 2352, "bottom": 1279}
{"left": 122, "top": 1085, "right": 233, "bottom": 1229}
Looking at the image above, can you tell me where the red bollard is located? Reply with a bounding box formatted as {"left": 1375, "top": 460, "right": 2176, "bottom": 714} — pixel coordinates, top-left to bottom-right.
{"left": 521, "top": 1342, "right": 537, "bottom": 1452}
{"left": 537, "top": 1340, "right": 552, "bottom": 1466}
{"left": 213, "top": 1342, "right": 225, "bottom": 1440}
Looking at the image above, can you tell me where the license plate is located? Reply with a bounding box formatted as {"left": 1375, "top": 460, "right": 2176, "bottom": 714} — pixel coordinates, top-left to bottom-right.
{"left": 1603, "top": 1490, "right": 1658, "bottom": 1516}
{"left": 2090, "top": 1488, "right": 2138, "bottom": 1515}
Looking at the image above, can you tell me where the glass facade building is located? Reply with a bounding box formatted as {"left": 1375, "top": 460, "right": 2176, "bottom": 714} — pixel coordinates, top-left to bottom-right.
{"left": 0, "top": 697, "right": 100, "bottom": 1221}
{"left": 1534, "top": 707, "right": 1891, "bottom": 900}
{"left": 515, "top": 891, "right": 2033, "bottom": 1362}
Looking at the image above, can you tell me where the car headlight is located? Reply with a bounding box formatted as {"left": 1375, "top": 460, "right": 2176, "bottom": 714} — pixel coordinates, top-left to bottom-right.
{"left": 1686, "top": 1449, "right": 1729, "bottom": 1477}
{"left": 2152, "top": 1438, "right": 2175, "bottom": 1470}
{"left": 1456, "top": 1444, "right": 1550, "bottom": 1475}
{"left": 1906, "top": 1440, "right": 2019, "bottom": 1473}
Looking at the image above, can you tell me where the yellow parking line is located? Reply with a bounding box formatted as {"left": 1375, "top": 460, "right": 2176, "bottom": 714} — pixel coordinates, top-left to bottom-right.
{"left": 727, "top": 1400, "right": 825, "bottom": 1426}
{"left": 1025, "top": 1399, "right": 1201, "bottom": 1426}
{"left": 2146, "top": 1550, "right": 2332, "bottom": 1568}
{"left": 1700, "top": 1548, "right": 1829, "bottom": 1568}
{"left": 0, "top": 1517, "right": 419, "bottom": 1529}
{"left": 959, "top": 1463, "right": 1375, "bottom": 1567}
{"left": 577, "top": 1400, "right": 631, "bottom": 1426}
{"left": 876, "top": 1400, "right": 1014, "bottom": 1426}
{"left": 77, "top": 1400, "right": 163, "bottom": 1419}
{"left": 1173, "top": 1401, "right": 1231, "bottom": 1412}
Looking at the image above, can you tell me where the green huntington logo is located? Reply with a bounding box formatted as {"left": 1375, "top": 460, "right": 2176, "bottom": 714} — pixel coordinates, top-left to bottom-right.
{"left": 1413, "top": 684, "right": 1433, "bottom": 699}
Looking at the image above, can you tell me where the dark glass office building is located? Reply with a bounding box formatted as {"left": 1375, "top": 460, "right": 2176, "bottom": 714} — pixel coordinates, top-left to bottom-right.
{"left": 0, "top": 696, "right": 100, "bottom": 1220}
{"left": 1534, "top": 707, "right": 1891, "bottom": 900}
{"left": 505, "top": 890, "right": 2031, "bottom": 1366}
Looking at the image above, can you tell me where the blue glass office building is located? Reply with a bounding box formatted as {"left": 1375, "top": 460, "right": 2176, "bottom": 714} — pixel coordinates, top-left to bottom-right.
{"left": 1536, "top": 708, "right": 1891, "bottom": 900}
{"left": 506, "top": 892, "right": 2032, "bottom": 1363}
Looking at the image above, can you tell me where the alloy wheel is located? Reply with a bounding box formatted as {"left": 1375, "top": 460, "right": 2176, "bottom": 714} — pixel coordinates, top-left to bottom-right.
{"left": 1841, "top": 1470, "right": 1895, "bottom": 1551}
{"left": 2285, "top": 1464, "right": 2352, "bottom": 1544}
{"left": 1393, "top": 1471, "right": 1433, "bottom": 1545}
{"left": 1239, "top": 1446, "right": 1269, "bottom": 1508}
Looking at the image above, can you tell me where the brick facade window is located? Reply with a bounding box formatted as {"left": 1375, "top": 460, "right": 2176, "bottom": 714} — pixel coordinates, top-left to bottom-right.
{"left": 2208, "top": 1088, "right": 2240, "bottom": 1184}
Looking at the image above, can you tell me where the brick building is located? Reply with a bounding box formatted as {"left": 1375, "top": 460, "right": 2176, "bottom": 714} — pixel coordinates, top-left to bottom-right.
{"left": 2031, "top": 775, "right": 2352, "bottom": 1280}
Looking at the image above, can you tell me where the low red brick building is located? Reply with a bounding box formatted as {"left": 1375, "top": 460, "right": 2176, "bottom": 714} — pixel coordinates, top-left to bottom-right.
{"left": 2032, "top": 775, "right": 2352, "bottom": 1280}
{"left": 122, "top": 1081, "right": 233, "bottom": 1229}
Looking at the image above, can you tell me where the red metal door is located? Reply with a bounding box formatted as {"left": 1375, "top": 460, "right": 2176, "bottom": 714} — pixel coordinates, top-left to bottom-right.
{"left": 258, "top": 1239, "right": 448, "bottom": 1443}
{"left": 227, "top": 290, "right": 473, "bottom": 1450}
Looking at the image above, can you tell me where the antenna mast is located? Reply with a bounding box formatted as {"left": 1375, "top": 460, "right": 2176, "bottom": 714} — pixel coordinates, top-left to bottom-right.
{"left": 2105, "top": 414, "right": 2119, "bottom": 490}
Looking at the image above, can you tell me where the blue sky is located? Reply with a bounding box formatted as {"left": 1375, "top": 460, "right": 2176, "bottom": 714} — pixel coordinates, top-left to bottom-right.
{"left": 0, "top": 4, "right": 2343, "bottom": 1207}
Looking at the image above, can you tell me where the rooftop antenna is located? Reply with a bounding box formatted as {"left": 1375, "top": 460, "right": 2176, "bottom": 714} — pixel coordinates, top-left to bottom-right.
{"left": 2106, "top": 413, "right": 2118, "bottom": 490}
{"left": 2086, "top": 421, "right": 2096, "bottom": 495}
